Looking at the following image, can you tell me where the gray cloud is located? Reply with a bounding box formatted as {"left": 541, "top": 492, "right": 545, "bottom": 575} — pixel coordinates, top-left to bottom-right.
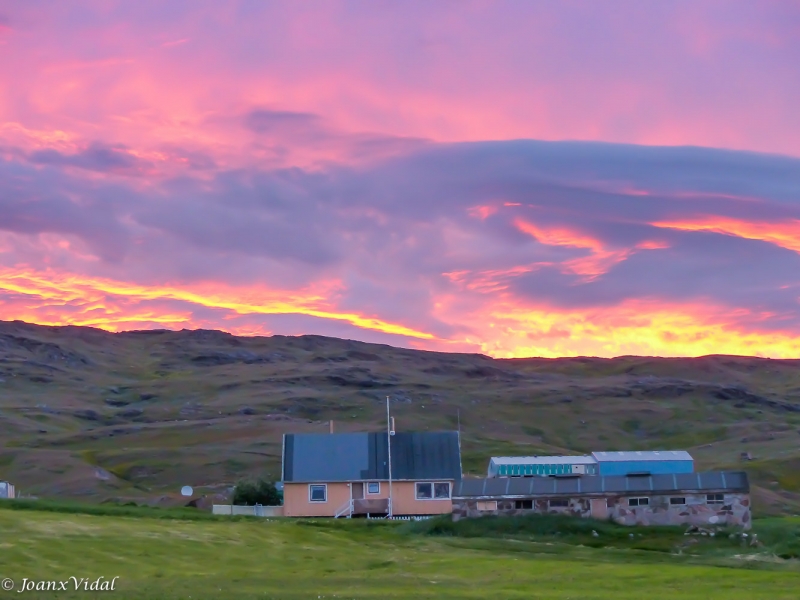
{"left": 28, "top": 142, "right": 149, "bottom": 175}
{"left": 2, "top": 138, "right": 800, "bottom": 343}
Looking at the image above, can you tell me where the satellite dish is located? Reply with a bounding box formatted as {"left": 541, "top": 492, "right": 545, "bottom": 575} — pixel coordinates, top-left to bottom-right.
{"left": 180, "top": 485, "right": 193, "bottom": 497}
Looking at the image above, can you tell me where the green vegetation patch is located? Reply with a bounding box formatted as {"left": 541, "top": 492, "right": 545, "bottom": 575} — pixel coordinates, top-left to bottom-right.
{"left": 2, "top": 504, "right": 800, "bottom": 599}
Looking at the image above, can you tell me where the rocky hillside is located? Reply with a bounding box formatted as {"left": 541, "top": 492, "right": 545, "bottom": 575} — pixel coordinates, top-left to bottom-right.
{"left": 1, "top": 320, "right": 800, "bottom": 514}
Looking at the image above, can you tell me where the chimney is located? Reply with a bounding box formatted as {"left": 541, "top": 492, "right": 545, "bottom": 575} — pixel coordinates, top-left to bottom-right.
{"left": 329, "top": 420, "right": 334, "bottom": 434}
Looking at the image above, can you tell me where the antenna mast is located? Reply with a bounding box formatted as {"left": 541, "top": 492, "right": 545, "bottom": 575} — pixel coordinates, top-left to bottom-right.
{"left": 386, "top": 395, "right": 393, "bottom": 519}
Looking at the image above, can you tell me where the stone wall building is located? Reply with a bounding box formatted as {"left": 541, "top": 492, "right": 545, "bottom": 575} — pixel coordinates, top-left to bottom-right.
{"left": 452, "top": 471, "right": 750, "bottom": 529}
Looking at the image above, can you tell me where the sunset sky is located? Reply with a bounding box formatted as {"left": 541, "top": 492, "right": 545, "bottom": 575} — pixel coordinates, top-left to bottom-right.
{"left": 1, "top": 1, "right": 800, "bottom": 358}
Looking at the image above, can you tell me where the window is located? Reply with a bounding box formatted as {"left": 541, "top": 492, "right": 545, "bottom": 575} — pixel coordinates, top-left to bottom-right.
{"left": 309, "top": 484, "right": 327, "bottom": 503}
{"left": 477, "top": 501, "right": 497, "bottom": 511}
{"left": 628, "top": 497, "right": 649, "bottom": 507}
{"left": 416, "top": 482, "right": 451, "bottom": 500}
{"left": 515, "top": 500, "right": 533, "bottom": 510}
{"left": 670, "top": 497, "right": 686, "bottom": 505}
{"left": 415, "top": 482, "right": 432, "bottom": 500}
{"left": 434, "top": 482, "right": 451, "bottom": 499}
{"left": 707, "top": 494, "right": 724, "bottom": 504}
{"left": 367, "top": 482, "right": 380, "bottom": 495}
{"left": 549, "top": 499, "right": 569, "bottom": 508}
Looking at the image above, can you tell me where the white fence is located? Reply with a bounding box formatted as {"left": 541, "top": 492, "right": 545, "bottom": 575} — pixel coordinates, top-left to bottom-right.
{"left": 212, "top": 504, "right": 283, "bottom": 517}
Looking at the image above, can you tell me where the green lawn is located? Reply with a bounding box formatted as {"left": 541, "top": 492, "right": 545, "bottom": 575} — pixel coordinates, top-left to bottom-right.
{"left": 1, "top": 507, "right": 800, "bottom": 599}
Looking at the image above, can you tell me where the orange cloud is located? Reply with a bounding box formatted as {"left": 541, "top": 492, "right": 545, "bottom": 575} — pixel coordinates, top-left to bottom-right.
{"left": 513, "top": 218, "right": 668, "bottom": 279}
{"left": 651, "top": 217, "right": 800, "bottom": 255}
{"left": 0, "top": 267, "right": 435, "bottom": 340}
{"left": 467, "top": 205, "right": 497, "bottom": 220}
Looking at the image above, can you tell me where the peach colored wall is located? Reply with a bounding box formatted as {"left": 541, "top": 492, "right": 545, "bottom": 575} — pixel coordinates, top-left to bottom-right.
{"left": 283, "top": 480, "right": 455, "bottom": 517}
{"left": 391, "top": 481, "right": 453, "bottom": 516}
{"left": 283, "top": 482, "right": 351, "bottom": 517}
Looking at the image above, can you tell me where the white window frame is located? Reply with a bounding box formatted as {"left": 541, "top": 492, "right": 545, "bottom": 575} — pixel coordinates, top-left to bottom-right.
{"left": 707, "top": 493, "right": 724, "bottom": 505}
{"left": 433, "top": 481, "right": 451, "bottom": 500}
{"left": 628, "top": 497, "right": 650, "bottom": 507}
{"left": 670, "top": 497, "right": 686, "bottom": 505}
{"left": 308, "top": 484, "right": 327, "bottom": 503}
{"left": 415, "top": 481, "right": 451, "bottom": 500}
{"left": 548, "top": 499, "right": 569, "bottom": 508}
{"left": 415, "top": 482, "right": 433, "bottom": 500}
{"left": 367, "top": 482, "right": 380, "bottom": 495}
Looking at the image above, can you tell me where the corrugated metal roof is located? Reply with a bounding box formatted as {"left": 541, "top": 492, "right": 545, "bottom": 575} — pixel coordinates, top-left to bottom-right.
{"left": 453, "top": 470, "right": 748, "bottom": 497}
{"left": 592, "top": 450, "right": 693, "bottom": 462}
{"left": 283, "top": 431, "right": 462, "bottom": 483}
{"left": 490, "top": 455, "right": 597, "bottom": 466}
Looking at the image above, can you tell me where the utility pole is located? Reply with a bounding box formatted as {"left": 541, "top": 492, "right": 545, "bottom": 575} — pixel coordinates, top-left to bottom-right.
{"left": 386, "top": 395, "right": 393, "bottom": 519}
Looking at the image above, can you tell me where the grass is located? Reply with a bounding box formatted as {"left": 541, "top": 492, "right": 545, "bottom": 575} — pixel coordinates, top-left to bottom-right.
{"left": 2, "top": 504, "right": 800, "bottom": 599}
{"left": 1, "top": 498, "right": 231, "bottom": 521}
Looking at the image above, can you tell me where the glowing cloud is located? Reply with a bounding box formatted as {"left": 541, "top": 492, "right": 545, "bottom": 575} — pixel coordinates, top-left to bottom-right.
{"left": 0, "top": 268, "right": 435, "bottom": 340}
{"left": 651, "top": 217, "right": 800, "bottom": 256}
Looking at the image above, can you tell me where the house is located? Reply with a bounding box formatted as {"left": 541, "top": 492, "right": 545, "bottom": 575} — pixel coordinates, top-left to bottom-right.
{"left": 488, "top": 455, "right": 598, "bottom": 477}
{"left": 281, "top": 430, "right": 462, "bottom": 518}
{"left": 591, "top": 451, "right": 694, "bottom": 476}
{"left": 452, "top": 470, "right": 750, "bottom": 529}
{"left": 0, "top": 481, "right": 15, "bottom": 499}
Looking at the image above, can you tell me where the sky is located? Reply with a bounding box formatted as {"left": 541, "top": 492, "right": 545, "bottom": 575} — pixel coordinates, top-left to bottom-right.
{"left": 1, "top": 0, "right": 800, "bottom": 358}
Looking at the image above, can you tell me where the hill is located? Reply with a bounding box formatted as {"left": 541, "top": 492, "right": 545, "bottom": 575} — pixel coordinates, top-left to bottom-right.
{"left": 2, "top": 319, "right": 800, "bottom": 513}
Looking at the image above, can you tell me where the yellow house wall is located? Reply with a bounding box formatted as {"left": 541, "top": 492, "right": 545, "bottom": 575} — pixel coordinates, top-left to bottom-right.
{"left": 283, "top": 480, "right": 455, "bottom": 517}
{"left": 282, "top": 482, "right": 351, "bottom": 517}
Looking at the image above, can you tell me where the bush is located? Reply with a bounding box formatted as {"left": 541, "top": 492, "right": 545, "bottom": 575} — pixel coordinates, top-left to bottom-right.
{"left": 232, "top": 478, "right": 282, "bottom": 506}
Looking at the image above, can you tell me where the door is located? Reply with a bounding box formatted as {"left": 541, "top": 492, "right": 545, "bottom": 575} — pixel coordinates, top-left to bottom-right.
{"left": 591, "top": 498, "right": 608, "bottom": 519}
{"left": 352, "top": 482, "right": 364, "bottom": 500}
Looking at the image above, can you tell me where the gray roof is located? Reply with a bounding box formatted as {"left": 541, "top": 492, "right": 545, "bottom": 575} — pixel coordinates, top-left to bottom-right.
{"left": 592, "top": 450, "right": 693, "bottom": 462}
{"left": 453, "top": 471, "right": 748, "bottom": 498}
{"left": 283, "top": 431, "right": 462, "bottom": 483}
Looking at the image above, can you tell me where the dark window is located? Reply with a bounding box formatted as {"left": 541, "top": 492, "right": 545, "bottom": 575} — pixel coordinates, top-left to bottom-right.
{"left": 707, "top": 494, "right": 724, "bottom": 504}
{"left": 549, "top": 499, "right": 569, "bottom": 508}
{"left": 670, "top": 497, "right": 686, "bottom": 505}
{"left": 309, "top": 485, "right": 327, "bottom": 503}
{"left": 434, "top": 482, "right": 451, "bottom": 499}
{"left": 415, "top": 482, "right": 433, "bottom": 500}
{"left": 515, "top": 500, "right": 533, "bottom": 510}
{"left": 367, "top": 482, "right": 380, "bottom": 495}
{"left": 628, "top": 497, "right": 649, "bottom": 507}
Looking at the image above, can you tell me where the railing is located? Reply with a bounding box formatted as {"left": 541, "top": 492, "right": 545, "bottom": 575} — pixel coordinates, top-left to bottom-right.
{"left": 334, "top": 499, "right": 354, "bottom": 519}
{"left": 211, "top": 504, "right": 283, "bottom": 517}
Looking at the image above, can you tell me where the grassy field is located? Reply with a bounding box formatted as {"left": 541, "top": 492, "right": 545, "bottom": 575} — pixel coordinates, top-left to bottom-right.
{"left": 2, "top": 504, "right": 800, "bottom": 599}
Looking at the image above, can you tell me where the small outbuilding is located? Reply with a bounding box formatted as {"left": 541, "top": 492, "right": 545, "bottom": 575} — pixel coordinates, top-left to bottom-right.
{"left": 591, "top": 450, "right": 694, "bottom": 476}
{"left": 0, "top": 481, "right": 15, "bottom": 499}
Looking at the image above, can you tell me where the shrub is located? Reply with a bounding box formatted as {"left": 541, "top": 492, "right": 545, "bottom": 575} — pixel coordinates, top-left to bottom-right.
{"left": 232, "top": 478, "right": 282, "bottom": 506}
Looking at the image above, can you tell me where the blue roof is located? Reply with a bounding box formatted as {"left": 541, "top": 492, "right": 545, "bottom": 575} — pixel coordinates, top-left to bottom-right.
{"left": 283, "top": 431, "right": 462, "bottom": 483}
{"left": 592, "top": 450, "right": 693, "bottom": 462}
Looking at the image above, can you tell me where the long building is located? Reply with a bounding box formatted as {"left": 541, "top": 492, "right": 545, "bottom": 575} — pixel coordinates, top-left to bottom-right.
{"left": 487, "top": 450, "right": 695, "bottom": 478}
{"left": 488, "top": 456, "right": 598, "bottom": 477}
{"left": 452, "top": 470, "right": 750, "bottom": 528}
